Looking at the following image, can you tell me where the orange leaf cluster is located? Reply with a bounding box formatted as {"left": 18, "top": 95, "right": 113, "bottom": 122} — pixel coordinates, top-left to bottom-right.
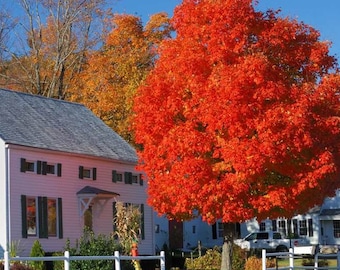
{"left": 133, "top": 0, "right": 340, "bottom": 224}
{"left": 69, "top": 13, "right": 172, "bottom": 144}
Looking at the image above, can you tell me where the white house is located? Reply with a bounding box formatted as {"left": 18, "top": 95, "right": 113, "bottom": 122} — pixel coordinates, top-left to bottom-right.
{"left": 154, "top": 189, "right": 340, "bottom": 250}
{"left": 0, "top": 88, "right": 154, "bottom": 257}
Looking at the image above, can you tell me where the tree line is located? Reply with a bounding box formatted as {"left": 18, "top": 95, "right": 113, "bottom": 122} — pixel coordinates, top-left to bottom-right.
{"left": 0, "top": 0, "right": 173, "bottom": 145}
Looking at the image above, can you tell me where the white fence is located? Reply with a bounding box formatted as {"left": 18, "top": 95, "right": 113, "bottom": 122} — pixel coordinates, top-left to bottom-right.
{"left": 3, "top": 250, "right": 165, "bottom": 270}
{"left": 262, "top": 248, "right": 340, "bottom": 270}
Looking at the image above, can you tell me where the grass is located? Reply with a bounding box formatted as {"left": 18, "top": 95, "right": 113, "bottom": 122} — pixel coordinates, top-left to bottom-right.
{"left": 275, "top": 257, "right": 338, "bottom": 268}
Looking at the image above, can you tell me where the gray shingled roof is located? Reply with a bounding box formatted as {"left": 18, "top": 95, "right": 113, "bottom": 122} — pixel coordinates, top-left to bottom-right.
{"left": 0, "top": 88, "right": 137, "bottom": 163}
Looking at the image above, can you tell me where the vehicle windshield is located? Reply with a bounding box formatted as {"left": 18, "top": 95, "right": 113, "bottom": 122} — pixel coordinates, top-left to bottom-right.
{"left": 244, "top": 233, "right": 256, "bottom": 241}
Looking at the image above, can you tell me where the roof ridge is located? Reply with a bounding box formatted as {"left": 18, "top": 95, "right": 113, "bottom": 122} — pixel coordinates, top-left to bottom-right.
{"left": 0, "top": 88, "right": 84, "bottom": 108}
{"left": 0, "top": 88, "right": 137, "bottom": 163}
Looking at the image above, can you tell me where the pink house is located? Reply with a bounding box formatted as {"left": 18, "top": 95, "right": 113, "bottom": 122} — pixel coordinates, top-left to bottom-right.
{"left": 0, "top": 89, "right": 154, "bottom": 256}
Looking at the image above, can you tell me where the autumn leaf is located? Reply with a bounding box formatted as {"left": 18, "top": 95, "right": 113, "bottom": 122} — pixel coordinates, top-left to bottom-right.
{"left": 133, "top": 0, "right": 340, "bottom": 224}
{"left": 69, "top": 13, "right": 172, "bottom": 144}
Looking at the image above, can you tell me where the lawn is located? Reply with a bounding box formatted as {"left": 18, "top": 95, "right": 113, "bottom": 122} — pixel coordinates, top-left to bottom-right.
{"left": 275, "top": 257, "right": 338, "bottom": 269}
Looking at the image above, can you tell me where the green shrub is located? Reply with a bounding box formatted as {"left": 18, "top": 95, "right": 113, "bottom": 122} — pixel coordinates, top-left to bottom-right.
{"left": 60, "top": 228, "right": 122, "bottom": 270}
{"left": 29, "top": 240, "right": 45, "bottom": 270}
{"left": 185, "top": 247, "right": 221, "bottom": 270}
{"left": 184, "top": 245, "right": 246, "bottom": 270}
{"left": 51, "top": 251, "right": 64, "bottom": 270}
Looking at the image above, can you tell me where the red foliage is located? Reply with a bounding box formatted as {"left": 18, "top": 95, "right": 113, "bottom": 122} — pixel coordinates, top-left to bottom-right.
{"left": 133, "top": 0, "right": 340, "bottom": 224}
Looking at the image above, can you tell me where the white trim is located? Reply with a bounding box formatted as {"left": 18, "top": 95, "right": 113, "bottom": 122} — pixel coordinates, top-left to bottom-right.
{"left": 319, "top": 215, "right": 340, "bottom": 220}
{"left": 4, "top": 144, "right": 10, "bottom": 270}
{"left": 78, "top": 195, "right": 95, "bottom": 217}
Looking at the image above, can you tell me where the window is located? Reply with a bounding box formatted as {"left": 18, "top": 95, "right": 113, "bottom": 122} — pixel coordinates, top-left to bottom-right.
{"left": 292, "top": 219, "right": 298, "bottom": 235}
{"left": 113, "top": 171, "right": 143, "bottom": 185}
{"left": 257, "top": 232, "right": 269, "bottom": 240}
{"left": 132, "top": 174, "right": 143, "bottom": 185}
{"left": 299, "top": 220, "right": 307, "bottom": 236}
{"left": 124, "top": 172, "right": 133, "bottom": 184}
{"left": 21, "top": 195, "right": 63, "bottom": 239}
{"left": 212, "top": 223, "right": 217, "bottom": 239}
{"left": 79, "top": 166, "right": 96, "bottom": 180}
{"left": 334, "top": 221, "right": 340, "bottom": 238}
{"left": 132, "top": 174, "right": 138, "bottom": 184}
{"left": 217, "top": 222, "right": 223, "bottom": 238}
{"left": 21, "top": 158, "right": 62, "bottom": 176}
{"left": 46, "top": 164, "right": 55, "bottom": 175}
{"left": 278, "top": 220, "right": 287, "bottom": 236}
{"left": 83, "top": 169, "right": 91, "bottom": 178}
{"left": 38, "top": 161, "right": 62, "bottom": 176}
{"left": 26, "top": 162, "right": 35, "bottom": 172}
{"left": 20, "top": 158, "right": 35, "bottom": 172}
{"left": 272, "top": 220, "right": 277, "bottom": 231}
{"left": 27, "top": 197, "right": 37, "bottom": 236}
{"left": 273, "top": 232, "right": 282, "bottom": 239}
{"left": 245, "top": 233, "right": 256, "bottom": 241}
{"left": 48, "top": 199, "right": 57, "bottom": 236}
{"left": 112, "top": 170, "right": 123, "bottom": 182}
{"left": 308, "top": 219, "right": 313, "bottom": 237}
{"left": 259, "top": 222, "right": 266, "bottom": 231}
{"left": 287, "top": 219, "right": 292, "bottom": 236}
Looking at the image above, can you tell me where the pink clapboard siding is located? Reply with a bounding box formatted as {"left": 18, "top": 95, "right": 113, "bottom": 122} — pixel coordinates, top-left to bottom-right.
{"left": 7, "top": 144, "right": 154, "bottom": 256}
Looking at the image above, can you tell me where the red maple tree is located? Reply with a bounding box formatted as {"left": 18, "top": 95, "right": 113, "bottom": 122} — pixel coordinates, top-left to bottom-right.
{"left": 133, "top": 0, "right": 340, "bottom": 268}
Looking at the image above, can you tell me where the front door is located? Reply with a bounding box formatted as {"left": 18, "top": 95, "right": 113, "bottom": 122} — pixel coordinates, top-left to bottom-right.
{"left": 169, "top": 220, "right": 183, "bottom": 249}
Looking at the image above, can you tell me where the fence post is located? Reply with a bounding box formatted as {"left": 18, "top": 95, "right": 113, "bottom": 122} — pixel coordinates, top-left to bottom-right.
{"left": 289, "top": 248, "right": 294, "bottom": 270}
{"left": 160, "top": 251, "right": 166, "bottom": 270}
{"left": 114, "top": 250, "right": 121, "bottom": 270}
{"left": 64, "top": 250, "right": 70, "bottom": 270}
{"left": 261, "top": 249, "right": 266, "bottom": 270}
{"left": 337, "top": 250, "right": 340, "bottom": 269}
{"left": 314, "top": 253, "right": 318, "bottom": 270}
{"left": 4, "top": 251, "right": 10, "bottom": 270}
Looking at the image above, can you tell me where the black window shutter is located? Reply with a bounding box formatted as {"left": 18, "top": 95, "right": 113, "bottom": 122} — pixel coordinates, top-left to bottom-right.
{"left": 38, "top": 196, "right": 48, "bottom": 238}
{"left": 20, "top": 158, "right": 26, "bottom": 173}
{"left": 129, "top": 172, "right": 133, "bottom": 184}
{"left": 92, "top": 168, "right": 97, "bottom": 180}
{"left": 79, "top": 166, "right": 84, "bottom": 179}
{"left": 139, "top": 174, "right": 143, "bottom": 186}
{"left": 57, "top": 163, "right": 62, "bottom": 177}
{"left": 21, "top": 195, "right": 27, "bottom": 238}
{"left": 43, "top": 196, "right": 48, "bottom": 238}
{"left": 58, "top": 198, "right": 63, "bottom": 239}
{"left": 37, "top": 161, "right": 42, "bottom": 174}
{"left": 140, "top": 204, "right": 145, "bottom": 239}
{"left": 38, "top": 196, "right": 43, "bottom": 238}
{"left": 42, "top": 161, "right": 47, "bottom": 175}
{"left": 112, "top": 170, "right": 117, "bottom": 182}
{"left": 124, "top": 172, "right": 130, "bottom": 184}
{"left": 212, "top": 223, "right": 217, "bottom": 239}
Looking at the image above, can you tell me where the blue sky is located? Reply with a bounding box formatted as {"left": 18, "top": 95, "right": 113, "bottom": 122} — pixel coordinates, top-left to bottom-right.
{"left": 113, "top": 0, "right": 340, "bottom": 61}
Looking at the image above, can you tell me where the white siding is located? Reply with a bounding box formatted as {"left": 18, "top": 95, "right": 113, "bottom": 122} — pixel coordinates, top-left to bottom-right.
{"left": 0, "top": 140, "right": 7, "bottom": 258}
{"left": 154, "top": 214, "right": 169, "bottom": 250}
{"left": 184, "top": 218, "right": 222, "bottom": 249}
{"left": 7, "top": 145, "right": 154, "bottom": 256}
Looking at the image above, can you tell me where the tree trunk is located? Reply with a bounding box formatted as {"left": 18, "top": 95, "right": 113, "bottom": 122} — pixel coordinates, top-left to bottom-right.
{"left": 221, "top": 222, "right": 236, "bottom": 270}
